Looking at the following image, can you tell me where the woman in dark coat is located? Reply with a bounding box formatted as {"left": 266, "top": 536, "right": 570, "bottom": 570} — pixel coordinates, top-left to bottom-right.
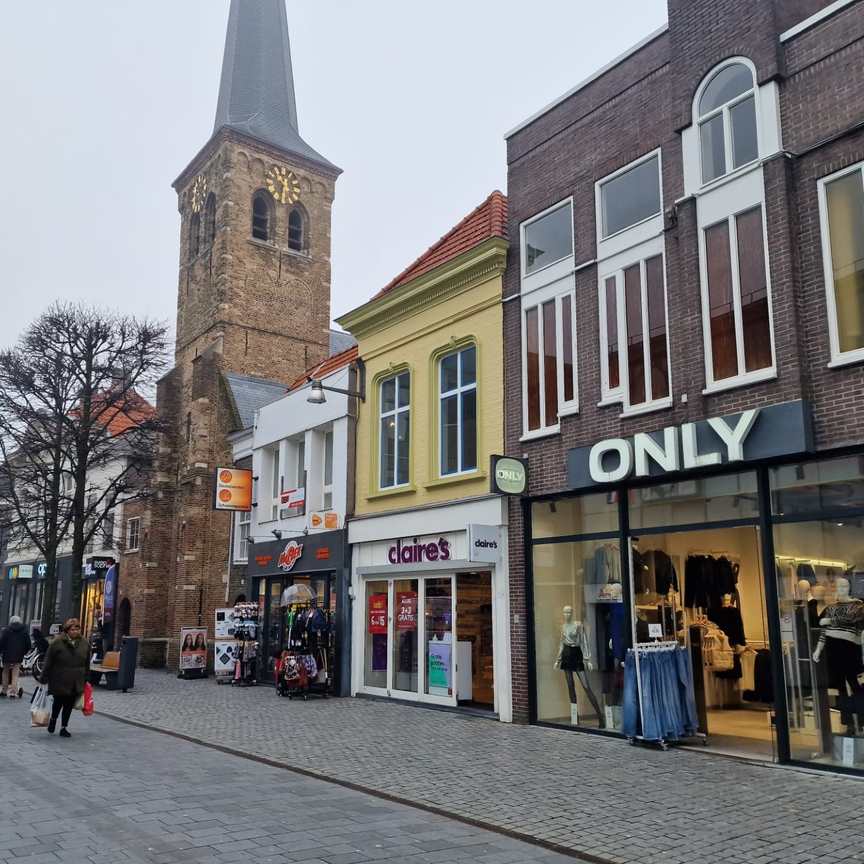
{"left": 40, "top": 618, "right": 90, "bottom": 737}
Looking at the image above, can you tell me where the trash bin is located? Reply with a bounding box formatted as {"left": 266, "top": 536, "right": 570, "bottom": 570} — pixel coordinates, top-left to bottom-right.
{"left": 117, "top": 636, "right": 138, "bottom": 692}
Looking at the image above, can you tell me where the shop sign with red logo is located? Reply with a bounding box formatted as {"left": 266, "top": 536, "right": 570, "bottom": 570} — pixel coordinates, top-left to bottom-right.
{"left": 369, "top": 594, "right": 388, "bottom": 634}
{"left": 316, "top": 547, "right": 330, "bottom": 560}
{"left": 396, "top": 591, "right": 417, "bottom": 632}
{"left": 277, "top": 541, "right": 304, "bottom": 572}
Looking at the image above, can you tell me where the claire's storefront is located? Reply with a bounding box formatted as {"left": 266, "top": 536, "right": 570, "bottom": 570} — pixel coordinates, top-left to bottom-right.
{"left": 527, "top": 400, "right": 864, "bottom": 774}
{"left": 246, "top": 530, "right": 351, "bottom": 695}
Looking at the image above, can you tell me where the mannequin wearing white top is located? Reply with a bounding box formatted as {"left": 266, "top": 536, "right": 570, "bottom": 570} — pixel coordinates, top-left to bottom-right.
{"left": 553, "top": 606, "right": 605, "bottom": 728}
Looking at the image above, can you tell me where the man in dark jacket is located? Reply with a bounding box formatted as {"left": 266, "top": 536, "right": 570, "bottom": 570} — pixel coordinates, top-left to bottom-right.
{"left": 0, "top": 615, "right": 31, "bottom": 698}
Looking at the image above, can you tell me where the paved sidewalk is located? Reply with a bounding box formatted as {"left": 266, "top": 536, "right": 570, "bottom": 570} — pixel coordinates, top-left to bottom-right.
{"left": 0, "top": 694, "right": 575, "bottom": 864}
{"left": 83, "top": 670, "right": 864, "bottom": 864}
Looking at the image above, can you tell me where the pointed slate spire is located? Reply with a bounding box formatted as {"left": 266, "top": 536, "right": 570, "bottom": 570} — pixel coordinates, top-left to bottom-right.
{"left": 214, "top": 0, "right": 337, "bottom": 171}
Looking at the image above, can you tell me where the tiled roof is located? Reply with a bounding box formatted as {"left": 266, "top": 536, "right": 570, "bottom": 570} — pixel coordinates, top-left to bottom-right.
{"left": 287, "top": 344, "right": 358, "bottom": 393}
{"left": 225, "top": 373, "right": 287, "bottom": 430}
{"left": 75, "top": 390, "right": 155, "bottom": 438}
{"left": 374, "top": 190, "right": 507, "bottom": 298}
{"left": 329, "top": 328, "right": 356, "bottom": 356}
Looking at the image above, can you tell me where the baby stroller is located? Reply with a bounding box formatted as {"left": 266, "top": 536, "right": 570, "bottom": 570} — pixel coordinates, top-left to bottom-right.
{"left": 277, "top": 652, "right": 308, "bottom": 700}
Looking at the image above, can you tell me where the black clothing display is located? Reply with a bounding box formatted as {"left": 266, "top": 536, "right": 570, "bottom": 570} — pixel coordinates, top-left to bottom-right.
{"left": 807, "top": 598, "right": 822, "bottom": 628}
{"left": 743, "top": 649, "right": 774, "bottom": 703}
{"left": 634, "top": 550, "right": 678, "bottom": 596}
{"left": 684, "top": 555, "right": 739, "bottom": 609}
{"left": 560, "top": 645, "right": 585, "bottom": 672}
{"left": 707, "top": 605, "right": 746, "bottom": 648}
{"left": 823, "top": 636, "right": 864, "bottom": 695}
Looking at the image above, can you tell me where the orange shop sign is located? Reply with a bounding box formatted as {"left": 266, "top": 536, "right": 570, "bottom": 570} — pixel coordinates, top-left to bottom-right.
{"left": 212, "top": 467, "right": 253, "bottom": 512}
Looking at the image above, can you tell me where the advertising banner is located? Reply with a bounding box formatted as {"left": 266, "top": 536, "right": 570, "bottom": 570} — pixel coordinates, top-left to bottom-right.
{"left": 428, "top": 642, "right": 451, "bottom": 690}
{"left": 395, "top": 591, "right": 417, "bottom": 632}
{"left": 179, "top": 627, "right": 208, "bottom": 671}
{"left": 213, "top": 468, "right": 253, "bottom": 512}
{"left": 214, "top": 608, "right": 238, "bottom": 639}
{"left": 368, "top": 594, "right": 388, "bottom": 634}
{"left": 213, "top": 641, "right": 239, "bottom": 673}
{"left": 103, "top": 565, "right": 117, "bottom": 624}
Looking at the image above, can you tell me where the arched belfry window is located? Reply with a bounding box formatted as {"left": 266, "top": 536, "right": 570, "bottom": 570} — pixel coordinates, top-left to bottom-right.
{"left": 252, "top": 193, "right": 271, "bottom": 242}
{"left": 288, "top": 207, "right": 305, "bottom": 252}
{"left": 189, "top": 212, "right": 201, "bottom": 259}
{"left": 204, "top": 193, "right": 216, "bottom": 246}
{"left": 697, "top": 61, "right": 758, "bottom": 184}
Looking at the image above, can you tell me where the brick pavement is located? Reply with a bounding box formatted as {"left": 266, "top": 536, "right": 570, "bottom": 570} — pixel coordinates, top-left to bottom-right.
{"left": 50, "top": 671, "right": 864, "bottom": 864}
{"left": 0, "top": 693, "right": 576, "bottom": 864}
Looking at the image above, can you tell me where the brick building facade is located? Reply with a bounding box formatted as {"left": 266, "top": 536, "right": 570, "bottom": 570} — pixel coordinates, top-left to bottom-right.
{"left": 504, "top": 0, "right": 864, "bottom": 774}
{"left": 118, "top": 0, "right": 340, "bottom": 668}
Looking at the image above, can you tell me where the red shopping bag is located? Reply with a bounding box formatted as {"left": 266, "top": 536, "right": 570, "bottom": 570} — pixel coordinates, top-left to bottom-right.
{"left": 82, "top": 682, "right": 94, "bottom": 717}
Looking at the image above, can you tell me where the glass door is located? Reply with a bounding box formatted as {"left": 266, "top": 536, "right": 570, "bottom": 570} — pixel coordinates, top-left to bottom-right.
{"left": 393, "top": 579, "right": 419, "bottom": 695}
{"left": 425, "top": 578, "right": 454, "bottom": 699}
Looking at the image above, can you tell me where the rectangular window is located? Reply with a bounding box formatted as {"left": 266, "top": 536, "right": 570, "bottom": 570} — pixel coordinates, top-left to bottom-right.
{"left": 126, "top": 517, "right": 140, "bottom": 552}
{"left": 600, "top": 155, "right": 661, "bottom": 238}
{"left": 703, "top": 206, "right": 772, "bottom": 384}
{"left": 380, "top": 372, "right": 410, "bottom": 489}
{"left": 235, "top": 510, "right": 251, "bottom": 562}
{"left": 440, "top": 346, "right": 477, "bottom": 476}
{"left": 269, "top": 444, "right": 282, "bottom": 521}
{"left": 523, "top": 202, "right": 573, "bottom": 275}
{"left": 323, "top": 429, "right": 334, "bottom": 510}
{"left": 523, "top": 290, "right": 577, "bottom": 433}
{"left": 821, "top": 165, "right": 864, "bottom": 361}
{"left": 600, "top": 254, "right": 670, "bottom": 409}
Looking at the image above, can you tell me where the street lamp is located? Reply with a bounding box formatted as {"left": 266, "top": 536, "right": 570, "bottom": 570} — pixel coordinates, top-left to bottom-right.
{"left": 306, "top": 358, "right": 366, "bottom": 404}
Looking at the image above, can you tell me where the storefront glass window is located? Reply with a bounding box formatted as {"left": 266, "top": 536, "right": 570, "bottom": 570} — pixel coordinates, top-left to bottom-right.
{"left": 393, "top": 579, "right": 419, "bottom": 694}
{"left": 425, "top": 578, "right": 453, "bottom": 697}
{"left": 532, "top": 494, "right": 618, "bottom": 539}
{"left": 365, "top": 580, "right": 388, "bottom": 689}
{"left": 533, "top": 540, "right": 621, "bottom": 730}
{"left": 629, "top": 472, "right": 759, "bottom": 529}
{"left": 770, "top": 456, "right": 864, "bottom": 516}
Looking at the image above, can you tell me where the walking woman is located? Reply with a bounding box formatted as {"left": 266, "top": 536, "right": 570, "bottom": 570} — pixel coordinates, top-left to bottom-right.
{"left": 40, "top": 618, "right": 89, "bottom": 737}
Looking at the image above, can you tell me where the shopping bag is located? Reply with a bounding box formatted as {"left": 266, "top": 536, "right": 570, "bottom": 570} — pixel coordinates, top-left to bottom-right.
{"left": 74, "top": 691, "right": 85, "bottom": 711}
{"left": 29, "top": 685, "right": 52, "bottom": 728}
{"left": 82, "top": 682, "right": 94, "bottom": 717}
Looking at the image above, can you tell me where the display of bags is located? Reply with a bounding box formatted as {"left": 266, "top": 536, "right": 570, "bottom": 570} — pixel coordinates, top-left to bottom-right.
{"left": 29, "top": 684, "right": 52, "bottom": 728}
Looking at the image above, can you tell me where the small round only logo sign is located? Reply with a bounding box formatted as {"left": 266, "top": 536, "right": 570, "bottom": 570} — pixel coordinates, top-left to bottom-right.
{"left": 494, "top": 457, "right": 527, "bottom": 495}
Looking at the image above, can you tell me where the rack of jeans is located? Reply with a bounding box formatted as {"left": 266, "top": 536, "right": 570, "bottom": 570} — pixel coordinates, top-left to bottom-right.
{"left": 622, "top": 640, "right": 704, "bottom": 750}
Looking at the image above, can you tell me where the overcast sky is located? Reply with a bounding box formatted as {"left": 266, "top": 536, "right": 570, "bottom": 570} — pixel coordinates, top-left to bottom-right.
{"left": 0, "top": 0, "right": 667, "bottom": 350}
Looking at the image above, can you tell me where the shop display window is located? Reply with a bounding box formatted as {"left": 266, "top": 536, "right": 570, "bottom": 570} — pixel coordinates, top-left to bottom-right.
{"left": 532, "top": 494, "right": 618, "bottom": 539}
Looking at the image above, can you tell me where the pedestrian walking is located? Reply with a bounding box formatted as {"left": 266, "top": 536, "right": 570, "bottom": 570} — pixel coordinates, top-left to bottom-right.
{"left": 0, "top": 615, "right": 31, "bottom": 699}
{"left": 40, "top": 618, "right": 89, "bottom": 737}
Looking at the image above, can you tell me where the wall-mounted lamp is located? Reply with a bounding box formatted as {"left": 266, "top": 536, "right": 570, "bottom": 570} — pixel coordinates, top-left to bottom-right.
{"left": 247, "top": 527, "right": 308, "bottom": 545}
{"left": 307, "top": 358, "right": 366, "bottom": 405}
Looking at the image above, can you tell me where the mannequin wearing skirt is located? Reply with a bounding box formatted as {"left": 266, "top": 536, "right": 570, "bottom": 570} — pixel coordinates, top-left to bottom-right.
{"left": 554, "top": 605, "right": 605, "bottom": 728}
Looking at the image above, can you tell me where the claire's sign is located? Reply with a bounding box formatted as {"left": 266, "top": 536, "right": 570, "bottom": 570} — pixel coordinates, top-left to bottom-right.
{"left": 568, "top": 401, "right": 813, "bottom": 490}
{"left": 388, "top": 537, "right": 451, "bottom": 564}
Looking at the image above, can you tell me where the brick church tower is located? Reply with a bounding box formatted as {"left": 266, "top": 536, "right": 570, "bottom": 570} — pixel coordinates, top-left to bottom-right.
{"left": 120, "top": 0, "right": 341, "bottom": 667}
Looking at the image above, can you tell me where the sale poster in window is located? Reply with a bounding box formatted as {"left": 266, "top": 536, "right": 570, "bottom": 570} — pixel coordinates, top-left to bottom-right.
{"left": 396, "top": 591, "right": 417, "bottom": 631}
{"left": 428, "top": 641, "right": 451, "bottom": 690}
{"left": 368, "top": 594, "right": 388, "bottom": 634}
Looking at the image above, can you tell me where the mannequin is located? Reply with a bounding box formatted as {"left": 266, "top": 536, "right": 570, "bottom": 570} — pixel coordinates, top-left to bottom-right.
{"left": 812, "top": 577, "right": 864, "bottom": 735}
{"left": 554, "top": 606, "right": 605, "bottom": 728}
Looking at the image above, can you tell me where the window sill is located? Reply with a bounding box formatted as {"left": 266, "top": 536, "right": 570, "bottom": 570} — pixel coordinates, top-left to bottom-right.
{"left": 365, "top": 484, "right": 416, "bottom": 501}
{"left": 702, "top": 367, "right": 776, "bottom": 395}
{"left": 423, "top": 470, "right": 487, "bottom": 490}
{"left": 827, "top": 353, "right": 864, "bottom": 370}
{"left": 246, "top": 238, "right": 279, "bottom": 252}
{"left": 520, "top": 426, "right": 560, "bottom": 443}
{"left": 696, "top": 160, "right": 761, "bottom": 196}
{"left": 123, "top": 549, "right": 139, "bottom": 555}
{"left": 598, "top": 397, "right": 623, "bottom": 408}
{"left": 558, "top": 405, "right": 580, "bottom": 419}
{"left": 619, "top": 398, "right": 674, "bottom": 419}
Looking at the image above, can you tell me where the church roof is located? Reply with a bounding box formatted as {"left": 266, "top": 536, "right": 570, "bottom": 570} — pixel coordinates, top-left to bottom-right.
{"left": 225, "top": 373, "right": 288, "bottom": 430}
{"left": 214, "top": 0, "right": 339, "bottom": 172}
{"left": 328, "top": 328, "right": 356, "bottom": 356}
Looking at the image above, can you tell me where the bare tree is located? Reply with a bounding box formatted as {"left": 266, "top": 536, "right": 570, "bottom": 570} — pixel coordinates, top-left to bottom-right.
{"left": 0, "top": 302, "right": 169, "bottom": 631}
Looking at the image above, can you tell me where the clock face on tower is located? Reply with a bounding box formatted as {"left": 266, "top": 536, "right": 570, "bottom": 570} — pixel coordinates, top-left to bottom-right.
{"left": 191, "top": 175, "right": 207, "bottom": 212}
{"left": 266, "top": 166, "right": 301, "bottom": 205}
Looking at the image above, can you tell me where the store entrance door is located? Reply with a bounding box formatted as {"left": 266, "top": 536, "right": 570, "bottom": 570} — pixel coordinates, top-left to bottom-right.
{"left": 363, "top": 575, "right": 459, "bottom": 706}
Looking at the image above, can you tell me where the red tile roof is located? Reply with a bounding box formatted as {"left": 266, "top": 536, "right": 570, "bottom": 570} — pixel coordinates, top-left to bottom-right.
{"left": 73, "top": 390, "right": 155, "bottom": 438}
{"left": 374, "top": 190, "right": 508, "bottom": 298}
{"left": 287, "top": 343, "right": 359, "bottom": 393}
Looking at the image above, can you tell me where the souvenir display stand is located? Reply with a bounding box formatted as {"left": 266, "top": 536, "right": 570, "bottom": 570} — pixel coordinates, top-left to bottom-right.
{"left": 276, "top": 587, "right": 333, "bottom": 700}
{"left": 230, "top": 602, "right": 260, "bottom": 687}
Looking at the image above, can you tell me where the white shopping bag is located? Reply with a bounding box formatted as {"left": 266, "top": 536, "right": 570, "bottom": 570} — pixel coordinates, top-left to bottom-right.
{"left": 29, "top": 684, "right": 52, "bottom": 728}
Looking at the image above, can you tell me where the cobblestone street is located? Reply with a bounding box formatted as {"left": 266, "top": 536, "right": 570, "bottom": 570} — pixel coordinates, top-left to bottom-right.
{"left": 0, "top": 691, "right": 574, "bottom": 864}
{"left": 71, "top": 670, "right": 864, "bottom": 864}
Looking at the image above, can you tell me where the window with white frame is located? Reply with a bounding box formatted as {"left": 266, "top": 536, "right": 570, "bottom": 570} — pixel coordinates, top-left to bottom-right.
{"left": 698, "top": 62, "right": 758, "bottom": 185}
{"left": 600, "top": 251, "right": 670, "bottom": 410}
{"left": 819, "top": 163, "right": 864, "bottom": 364}
{"left": 380, "top": 372, "right": 410, "bottom": 489}
{"left": 234, "top": 510, "right": 251, "bottom": 562}
{"left": 703, "top": 206, "right": 772, "bottom": 383}
{"left": 322, "top": 429, "right": 334, "bottom": 509}
{"left": 523, "top": 286, "right": 577, "bottom": 433}
{"left": 267, "top": 443, "right": 281, "bottom": 521}
{"left": 599, "top": 155, "right": 662, "bottom": 238}
{"left": 439, "top": 346, "right": 477, "bottom": 476}
{"left": 524, "top": 201, "right": 573, "bottom": 275}
{"left": 126, "top": 517, "right": 140, "bottom": 552}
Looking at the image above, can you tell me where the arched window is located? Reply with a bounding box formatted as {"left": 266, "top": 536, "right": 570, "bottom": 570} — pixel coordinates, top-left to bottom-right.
{"left": 697, "top": 61, "right": 757, "bottom": 184}
{"left": 203, "top": 193, "right": 216, "bottom": 246}
{"left": 252, "top": 194, "right": 270, "bottom": 242}
{"left": 189, "top": 212, "right": 201, "bottom": 258}
{"left": 288, "top": 207, "right": 305, "bottom": 252}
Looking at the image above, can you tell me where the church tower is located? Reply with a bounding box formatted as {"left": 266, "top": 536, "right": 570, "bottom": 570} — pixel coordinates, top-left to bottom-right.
{"left": 173, "top": 0, "right": 340, "bottom": 379}
{"left": 119, "top": 0, "right": 340, "bottom": 668}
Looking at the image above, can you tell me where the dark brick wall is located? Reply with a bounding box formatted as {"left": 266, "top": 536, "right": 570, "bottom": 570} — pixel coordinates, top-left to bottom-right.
{"left": 504, "top": 0, "right": 864, "bottom": 721}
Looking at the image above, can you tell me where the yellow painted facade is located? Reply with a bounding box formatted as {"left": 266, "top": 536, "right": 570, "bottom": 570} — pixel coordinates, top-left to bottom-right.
{"left": 337, "top": 237, "right": 508, "bottom": 516}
